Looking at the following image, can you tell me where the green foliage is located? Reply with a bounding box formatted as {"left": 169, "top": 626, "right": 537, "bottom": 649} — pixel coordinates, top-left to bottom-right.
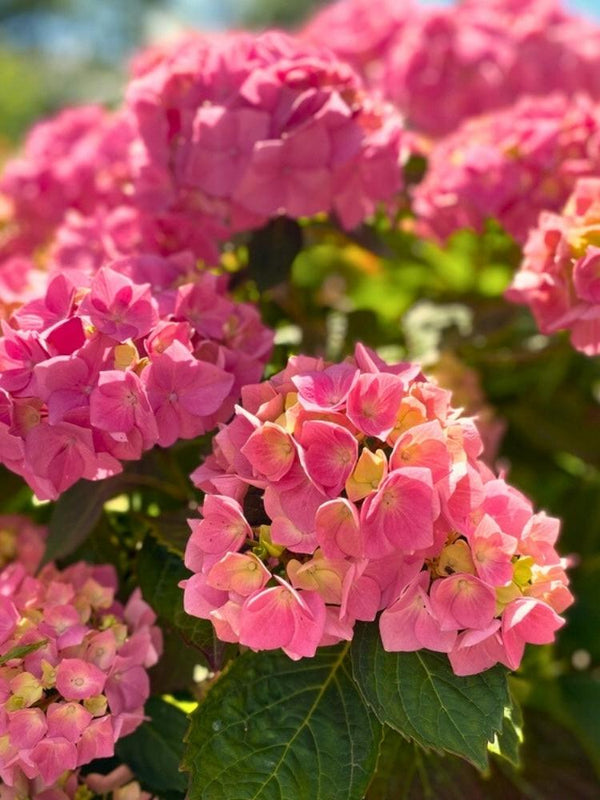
{"left": 351, "top": 623, "right": 510, "bottom": 770}
{"left": 116, "top": 697, "right": 189, "bottom": 798}
{"left": 183, "top": 644, "right": 383, "bottom": 800}
{"left": 137, "top": 534, "right": 232, "bottom": 670}
{"left": 365, "top": 708, "right": 600, "bottom": 800}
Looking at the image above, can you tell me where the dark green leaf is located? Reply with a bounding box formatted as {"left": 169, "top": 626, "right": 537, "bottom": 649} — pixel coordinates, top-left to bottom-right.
{"left": 137, "top": 534, "right": 229, "bottom": 669}
{"left": 366, "top": 708, "right": 600, "bottom": 800}
{"left": 183, "top": 643, "right": 383, "bottom": 800}
{"left": 248, "top": 216, "right": 303, "bottom": 291}
{"left": 44, "top": 476, "right": 123, "bottom": 563}
{"left": 116, "top": 697, "right": 188, "bottom": 797}
{"left": 351, "top": 623, "right": 509, "bottom": 769}
{"left": 0, "top": 639, "right": 48, "bottom": 665}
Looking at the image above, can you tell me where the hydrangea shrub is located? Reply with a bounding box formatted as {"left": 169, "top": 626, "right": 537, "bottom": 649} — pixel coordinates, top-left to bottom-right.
{"left": 0, "top": 0, "right": 597, "bottom": 798}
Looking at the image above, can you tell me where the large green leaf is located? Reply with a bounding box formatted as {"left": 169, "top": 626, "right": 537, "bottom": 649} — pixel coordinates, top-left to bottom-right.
{"left": 44, "top": 475, "right": 123, "bottom": 563}
{"left": 351, "top": 623, "right": 509, "bottom": 769}
{"left": 137, "top": 534, "right": 230, "bottom": 670}
{"left": 366, "top": 708, "right": 600, "bottom": 800}
{"left": 116, "top": 696, "right": 188, "bottom": 798}
{"left": 183, "top": 643, "right": 383, "bottom": 800}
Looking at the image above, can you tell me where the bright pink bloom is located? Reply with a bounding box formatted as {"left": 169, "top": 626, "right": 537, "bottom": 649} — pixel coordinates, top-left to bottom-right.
{"left": 239, "top": 580, "right": 326, "bottom": 659}
{"left": 184, "top": 344, "right": 571, "bottom": 673}
{"left": 361, "top": 468, "right": 436, "bottom": 557}
{"left": 429, "top": 573, "right": 496, "bottom": 631}
{"left": 501, "top": 597, "right": 564, "bottom": 669}
{"left": 380, "top": 573, "right": 456, "bottom": 653}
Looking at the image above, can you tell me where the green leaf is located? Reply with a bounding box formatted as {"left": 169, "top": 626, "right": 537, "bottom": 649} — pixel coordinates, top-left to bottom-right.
{"left": 366, "top": 708, "right": 600, "bottom": 800}
{"left": 0, "top": 639, "right": 48, "bottom": 665}
{"left": 183, "top": 643, "right": 383, "bottom": 800}
{"left": 116, "top": 696, "right": 188, "bottom": 797}
{"left": 44, "top": 476, "right": 122, "bottom": 563}
{"left": 137, "top": 534, "right": 229, "bottom": 670}
{"left": 351, "top": 623, "right": 509, "bottom": 769}
{"left": 488, "top": 696, "right": 523, "bottom": 767}
{"left": 247, "top": 216, "right": 303, "bottom": 291}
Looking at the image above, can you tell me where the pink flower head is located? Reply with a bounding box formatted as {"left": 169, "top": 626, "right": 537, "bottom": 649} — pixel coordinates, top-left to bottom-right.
{"left": 414, "top": 95, "right": 600, "bottom": 244}
{"left": 507, "top": 177, "right": 600, "bottom": 355}
{"left": 0, "top": 559, "right": 161, "bottom": 790}
{"left": 184, "top": 343, "right": 571, "bottom": 672}
{"left": 126, "top": 30, "right": 405, "bottom": 233}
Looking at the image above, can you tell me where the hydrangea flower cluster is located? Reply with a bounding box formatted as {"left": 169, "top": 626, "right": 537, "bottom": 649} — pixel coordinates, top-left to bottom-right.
{"left": 303, "top": 0, "right": 600, "bottom": 137}
{"left": 0, "top": 558, "right": 161, "bottom": 790}
{"left": 0, "top": 515, "right": 46, "bottom": 574}
{"left": 413, "top": 94, "right": 600, "bottom": 244}
{"left": 0, "top": 763, "right": 153, "bottom": 800}
{"left": 183, "top": 344, "right": 572, "bottom": 675}
{"left": 506, "top": 177, "right": 600, "bottom": 355}
{"left": 0, "top": 106, "right": 135, "bottom": 310}
{"left": 126, "top": 30, "right": 405, "bottom": 233}
{"left": 0, "top": 258, "right": 272, "bottom": 500}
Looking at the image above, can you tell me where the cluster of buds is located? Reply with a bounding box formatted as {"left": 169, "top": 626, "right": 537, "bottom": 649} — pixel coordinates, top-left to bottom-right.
{"left": 183, "top": 344, "right": 572, "bottom": 674}
{"left": 0, "top": 557, "right": 161, "bottom": 789}
{"left": 507, "top": 177, "right": 600, "bottom": 356}
{"left": 0, "top": 258, "right": 272, "bottom": 499}
{"left": 413, "top": 94, "right": 600, "bottom": 244}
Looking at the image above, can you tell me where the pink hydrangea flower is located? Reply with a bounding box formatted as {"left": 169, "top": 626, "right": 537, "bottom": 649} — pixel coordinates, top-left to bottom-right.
{"left": 0, "top": 515, "right": 46, "bottom": 573}
{"left": 126, "top": 30, "right": 405, "bottom": 233}
{"left": 0, "top": 260, "right": 272, "bottom": 499}
{"left": 0, "top": 559, "right": 161, "bottom": 790}
{"left": 183, "top": 344, "right": 572, "bottom": 674}
{"left": 303, "top": 0, "right": 600, "bottom": 137}
{"left": 413, "top": 94, "right": 600, "bottom": 244}
{"left": 506, "top": 177, "right": 600, "bottom": 355}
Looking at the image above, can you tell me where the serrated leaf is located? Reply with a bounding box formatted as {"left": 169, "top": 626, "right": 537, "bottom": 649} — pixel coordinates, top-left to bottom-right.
{"left": 489, "top": 697, "right": 523, "bottom": 767}
{"left": 44, "top": 476, "right": 123, "bottom": 563}
{"left": 137, "top": 534, "right": 229, "bottom": 669}
{"left": 116, "top": 696, "right": 188, "bottom": 797}
{"left": 368, "top": 708, "right": 600, "bottom": 800}
{"left": 0, "top": 639, "right": 48, "bottom": 665}
{"left": 351, "top": 622, "right": 509, "bottom": 769}
{"left": 183, "top": 644, "right": 383, "bottom": 800}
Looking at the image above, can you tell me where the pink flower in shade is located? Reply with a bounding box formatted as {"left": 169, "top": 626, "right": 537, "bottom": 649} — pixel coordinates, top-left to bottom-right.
{"left": 89, "top": 370, "right": 157, "bottom": 445}
{"left": 143, "top": 341, "right": 234, "bottom": 447}
{"left": 184, "top": 343, "right": 572, "bottom": 673}
{"left": 0, "top": 559, "right": 161, "bottom": 790}
{"left": 239, "top": 580, "right": 326, "bottom": 660}
{"left": 24, "top": 421, "right": 121, "bottom": 499}
{"left": 79, "top": 267, "right": 158, "bottom": 342}
{"left": 55, "top": 659, "right": 107, "bottom": 701}
{"left": 0, "top": 515, "right": 46, "bottom": 574}
{"left": 380, "top": 573, "right": 457, "bottom": 653}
